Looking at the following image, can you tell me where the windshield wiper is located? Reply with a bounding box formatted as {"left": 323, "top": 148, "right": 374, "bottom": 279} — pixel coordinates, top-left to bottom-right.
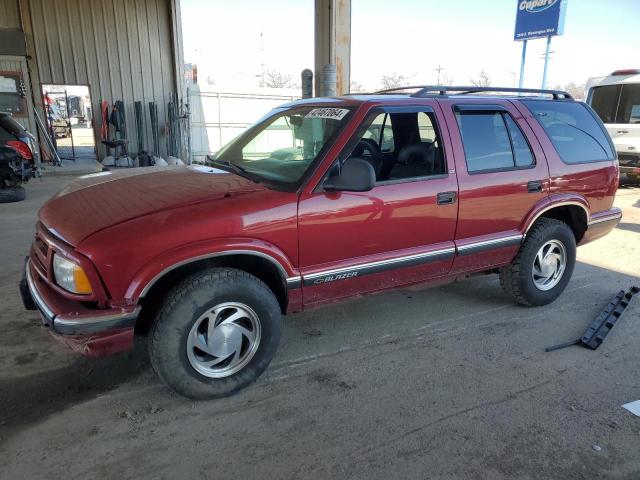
{"left": 205, "top": 156, "right": 260, "bottom": 183}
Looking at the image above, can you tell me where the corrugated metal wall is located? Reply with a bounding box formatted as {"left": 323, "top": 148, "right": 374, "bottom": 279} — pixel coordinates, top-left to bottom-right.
{"left": 21, "top": 0, "right": 178, "bottom": 158}
{"left": 0, "top": 0, "right": 21, "bottom": 28}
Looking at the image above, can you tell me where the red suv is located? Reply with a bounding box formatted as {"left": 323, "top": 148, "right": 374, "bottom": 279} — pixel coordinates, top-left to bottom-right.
{"left": 21, "top": 86, "right": 621, "bottom": 399}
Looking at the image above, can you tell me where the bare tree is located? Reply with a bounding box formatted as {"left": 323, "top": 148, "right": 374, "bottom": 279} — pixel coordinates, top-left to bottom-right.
{"left": 554, "top": 82, "right": 585, "bottom": 99}
{"left": 440, "top": 73, "right": 454, "bottom": 86}
{"left": 380, "top": 73, "right": 412, "bottom": 90}
{"left": 350, "top": 80, "right": 365, "bottom": 93}
{"left": 206, "top": 75, "right": 216, "bottom": 86}
{"left": 265, "top": 70, "right": 297, "bottom": 89}
{"left": 470, "top": 70, "right": 491, "bottom": 87}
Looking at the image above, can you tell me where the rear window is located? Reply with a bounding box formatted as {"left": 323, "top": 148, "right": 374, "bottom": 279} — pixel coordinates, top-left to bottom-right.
{"left": 616, "top": 84, "right": 640, "bottom": 124}
{"left": 522, "top": 100, "right": 614, "bottom": 164}
{"left": 589, "top": 84, "right": 640, "bottom": 125}
{"left": 589, "top": 85, "right": 620, "bottom": 124}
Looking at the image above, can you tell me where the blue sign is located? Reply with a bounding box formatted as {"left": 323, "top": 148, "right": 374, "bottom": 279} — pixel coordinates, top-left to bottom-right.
{"left": 514, "top": 0, "right": 567, "bottom": 41}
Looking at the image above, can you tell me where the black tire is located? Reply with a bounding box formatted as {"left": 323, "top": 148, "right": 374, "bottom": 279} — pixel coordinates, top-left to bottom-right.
{"left": 149, "top": 268, "right": 282, "bottom": 399}
{"left": 499, "top": 218, "right": 576, "bottom": 307}
{"left": 0, "top": 186, "right": 25, "bottom": 203}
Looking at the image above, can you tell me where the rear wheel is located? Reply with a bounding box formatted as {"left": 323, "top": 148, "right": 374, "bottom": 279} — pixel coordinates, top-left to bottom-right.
{"left": 0, "top": 186, "right": 25, "bottom": 203}
{"left": 149, "top": 268, "right": 282, "bottom": 399}
{"left": 500, "top": 218, "right": 576, "bottom": 306}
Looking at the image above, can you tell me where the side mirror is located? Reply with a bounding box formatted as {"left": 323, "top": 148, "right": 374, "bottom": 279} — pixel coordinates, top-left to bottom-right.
{"left": 323, "top": 157, "right": 375, "bottom": 192}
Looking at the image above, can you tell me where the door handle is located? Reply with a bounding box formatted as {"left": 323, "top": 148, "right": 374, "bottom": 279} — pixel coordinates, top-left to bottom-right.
{"left": 437, "top": 191, "right": 457, "bottom": 205}
{"left": 617, "top": 130, "right": 629, "bottom": 134}
{"left": 527, "top": 180, "right": 543, "bottom": 193}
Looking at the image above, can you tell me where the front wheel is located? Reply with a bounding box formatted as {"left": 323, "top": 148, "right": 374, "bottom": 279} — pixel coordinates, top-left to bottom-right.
{"left": 149, "top": 268, "right": 282, "bottom": 399}
{"left": 500, "top": 218, "right": 576, "bottom": 307}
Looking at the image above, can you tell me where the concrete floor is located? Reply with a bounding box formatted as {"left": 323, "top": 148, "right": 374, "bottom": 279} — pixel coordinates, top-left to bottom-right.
{"left": 0, "top": 176, "right": 639, "bottom": 479}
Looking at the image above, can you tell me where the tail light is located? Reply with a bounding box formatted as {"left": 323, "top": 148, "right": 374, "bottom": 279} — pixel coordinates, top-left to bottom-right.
{"left": 610, "top": 69, "right": 640, "bottom": 76}
{"left": 6, "top": 140, "right": 33, "bottom": 160}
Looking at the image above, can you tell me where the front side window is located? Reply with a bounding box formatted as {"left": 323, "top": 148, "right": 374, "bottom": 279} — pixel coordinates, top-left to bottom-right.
{"left": 455, "top": 110, "right": 534, "bottom": 173}
{"left": 362, "top": 113, "right": 394, "bottom": 152}
{"left": 342, "top": 109, "right": 447, "bottom": 183}
{"left": 215, "top": 106, "right": 352, "bottom": 185}
{"left": 522, "top": 100, "right": 615, "bottom": 164}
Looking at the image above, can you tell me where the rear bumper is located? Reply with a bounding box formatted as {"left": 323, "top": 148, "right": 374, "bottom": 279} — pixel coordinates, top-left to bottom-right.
{"left": 620, "top": 165, "right": 640, "bottom": 175}
{"left": 580, "top": 208, "right": 622, "bottom": 245}
{"left": 21, "top": 259, "right": 138, "bottom": 355}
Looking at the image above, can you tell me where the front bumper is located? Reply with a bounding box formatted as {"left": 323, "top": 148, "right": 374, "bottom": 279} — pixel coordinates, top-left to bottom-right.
{"left": 20, "top": 259, "right": 139, "bottom": 355}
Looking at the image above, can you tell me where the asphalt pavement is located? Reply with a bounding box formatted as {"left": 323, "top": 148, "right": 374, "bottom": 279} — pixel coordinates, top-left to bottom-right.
{"left": 0, "top": 175, "right": 638, "bottom": 480}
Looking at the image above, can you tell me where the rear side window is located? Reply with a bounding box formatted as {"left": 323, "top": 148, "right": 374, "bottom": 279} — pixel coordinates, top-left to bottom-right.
{"left": 455, "top": 110, "right": 534, "bottom": 173}
{"left": 522, "top": 100, "right": 614, "bottom": 164}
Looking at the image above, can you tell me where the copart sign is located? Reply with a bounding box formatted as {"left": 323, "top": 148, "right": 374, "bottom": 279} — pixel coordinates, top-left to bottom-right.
{"left": 514, "top": 0, "right": 567, "bottom": 41}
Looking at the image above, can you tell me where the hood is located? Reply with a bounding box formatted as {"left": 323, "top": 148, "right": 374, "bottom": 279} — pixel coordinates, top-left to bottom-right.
{"left": 39, "top": 166, "right": 265, "bottom": 245}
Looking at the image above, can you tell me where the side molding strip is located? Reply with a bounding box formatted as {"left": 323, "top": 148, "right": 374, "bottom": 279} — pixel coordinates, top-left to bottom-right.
{"left": 302, "top": 248, "right": 455, "bottom": 286}
{"left": 456, "top": 234, "right": 524, "bottom": 256}
{"left": 587, "top": 211, "right": 622, "bottom": 227}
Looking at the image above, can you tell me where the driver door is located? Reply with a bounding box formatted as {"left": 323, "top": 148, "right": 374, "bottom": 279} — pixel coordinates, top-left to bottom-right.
{"left": 297, "top": 103, "right": 459, "bottom": 305}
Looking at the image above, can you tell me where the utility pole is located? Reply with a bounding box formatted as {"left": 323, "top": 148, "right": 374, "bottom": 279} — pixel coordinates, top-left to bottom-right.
{"left": 259, "top": 31, "right": 265, "bottom": 88}
{"left": 434, "top": 64, "right": 443, "bottom": 84}
{"left": 518, "top": 40, "right": 527, "bottom": 89}
{"left": 541, "top": 36, "right": 553, "bottom": 89}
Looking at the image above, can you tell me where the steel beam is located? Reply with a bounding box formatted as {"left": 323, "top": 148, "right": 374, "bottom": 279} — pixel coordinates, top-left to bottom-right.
{"left": 314, "top": 0, "right": 351, "bottom": 96}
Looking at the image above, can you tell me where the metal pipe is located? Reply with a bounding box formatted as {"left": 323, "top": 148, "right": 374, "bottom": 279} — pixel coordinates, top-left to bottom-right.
{"left": 301, "top": 69, "right": 313, "bottom": 98}
{"left": 541, "top": 36, "right": 552, "bottom": 89}
{"left": 518, "top": 40, "right": 527, "bottom": 89}
{"left": 321, "top": 64, "right": 336, "bottom": 97}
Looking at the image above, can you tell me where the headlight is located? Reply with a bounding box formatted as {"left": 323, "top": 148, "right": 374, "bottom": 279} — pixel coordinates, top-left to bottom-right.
{"left": 52, "top": 254, "right": 93, "bottom": 294}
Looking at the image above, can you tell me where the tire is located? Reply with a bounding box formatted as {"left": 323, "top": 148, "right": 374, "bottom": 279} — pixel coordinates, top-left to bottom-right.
{"left": 0, "top": 186, "right": 25, "bottom": 203}
{"left": 149, "top": 268, "right": 282, "bottom": 399}
{"left": 499, "top": 218, "right": 576, "bottom": 307}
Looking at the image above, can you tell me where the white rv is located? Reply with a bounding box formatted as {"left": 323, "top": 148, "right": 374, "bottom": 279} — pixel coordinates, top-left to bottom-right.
{"left": 586, "top": 69, "right": 640, "bottom": 181}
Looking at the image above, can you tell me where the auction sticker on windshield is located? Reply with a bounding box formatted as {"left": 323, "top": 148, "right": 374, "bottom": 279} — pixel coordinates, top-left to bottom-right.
{"left": 305, "top": 108, "right": 349, "bottom": 120}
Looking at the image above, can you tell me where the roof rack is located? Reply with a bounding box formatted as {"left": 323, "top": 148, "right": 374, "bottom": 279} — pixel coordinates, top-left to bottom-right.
{"left": 372, "top": 85, "right": 573, "bottom": 100}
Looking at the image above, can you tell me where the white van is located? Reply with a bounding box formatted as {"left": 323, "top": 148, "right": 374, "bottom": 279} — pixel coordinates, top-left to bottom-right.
{"left": 586, "top": 69, "right": 640, "bottom": 181}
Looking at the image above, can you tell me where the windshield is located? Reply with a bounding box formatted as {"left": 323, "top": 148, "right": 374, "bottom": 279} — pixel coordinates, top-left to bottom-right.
{"left": 214, "top": 106, "right": 352, "bottom": 185}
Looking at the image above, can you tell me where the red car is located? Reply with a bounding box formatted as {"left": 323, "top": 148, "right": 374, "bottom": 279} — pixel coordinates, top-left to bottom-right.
{"left": 21, "top": 86, "right": 621, "bottom": 399}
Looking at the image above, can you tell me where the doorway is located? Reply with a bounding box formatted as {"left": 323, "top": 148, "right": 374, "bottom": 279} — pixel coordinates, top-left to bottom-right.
{"left": 41, "top": 84, "right": 96, "bottom": 163}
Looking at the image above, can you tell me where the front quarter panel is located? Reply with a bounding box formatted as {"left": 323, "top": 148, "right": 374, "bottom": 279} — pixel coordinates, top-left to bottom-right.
{"left": 76, "top": 189, "right": 299, "bottom": 303}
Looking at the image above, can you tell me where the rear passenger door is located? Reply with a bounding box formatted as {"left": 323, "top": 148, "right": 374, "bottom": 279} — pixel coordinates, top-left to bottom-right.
{"left": 440, "top": 100, "right": 549, "bottom": 273}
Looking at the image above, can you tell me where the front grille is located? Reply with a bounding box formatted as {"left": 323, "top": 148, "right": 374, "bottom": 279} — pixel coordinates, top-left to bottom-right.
{"left": 30, "top": 225, "right": 52, "bottom": 280}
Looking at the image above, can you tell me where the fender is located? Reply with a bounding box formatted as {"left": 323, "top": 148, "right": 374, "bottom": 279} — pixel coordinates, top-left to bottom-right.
{"left": 520, "top": 194, "right": 590, "bottom": 234}
{"left": 125, "top": 237, "right": 300, "bottom": 301}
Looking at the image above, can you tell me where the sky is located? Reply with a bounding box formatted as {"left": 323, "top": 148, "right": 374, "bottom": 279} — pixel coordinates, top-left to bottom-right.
{"left": 180, "top": 0, "right": 640, "bottom": 91}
